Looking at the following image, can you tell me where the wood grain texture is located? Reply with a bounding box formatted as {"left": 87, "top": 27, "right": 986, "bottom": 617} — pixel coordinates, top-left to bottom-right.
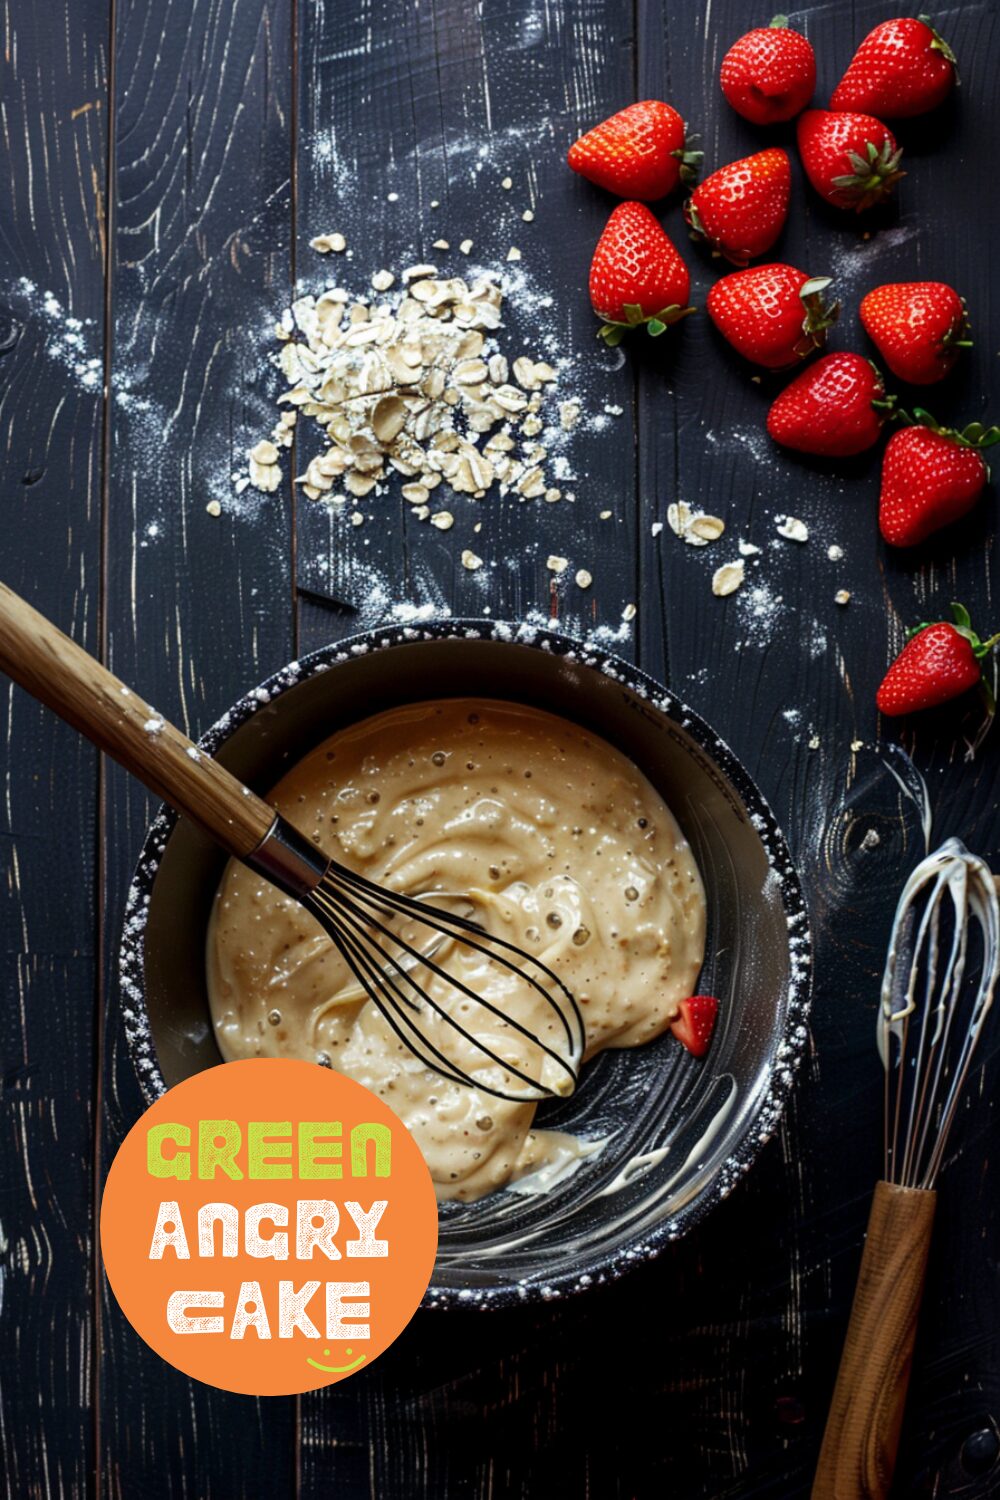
{"left": 293, "top": 1, "right": 641, "bottom": 1491}
{"left": 813, "top": 1182, "right": 936, "bottom": 1500}
{"left": 98, "top": 0, "right": 298, "bottom": 1494}
{"left": 0, "top": 2, "right": 107, "bottom": 1495}
{"left": 0, "top": 584, "right": 276, "bottom": 858}
{"left": 0, "top": 0, "right": 999, "bottom": 1497}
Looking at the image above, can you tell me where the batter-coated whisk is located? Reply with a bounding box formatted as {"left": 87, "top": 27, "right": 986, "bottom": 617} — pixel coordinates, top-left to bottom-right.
{"left": 813, "top": 838, "right": 1000, "bottom": 1500}
{"left": 0, "top": 583, "right": 585, "bottom": 1104}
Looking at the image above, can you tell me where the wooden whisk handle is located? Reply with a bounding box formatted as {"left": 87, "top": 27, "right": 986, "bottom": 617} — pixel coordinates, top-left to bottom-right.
{"left": 0, "top": 582, "right": 275, "bottom": 858}
{"left": 812, "top": 1180, "right": 937, "bottom": 1500}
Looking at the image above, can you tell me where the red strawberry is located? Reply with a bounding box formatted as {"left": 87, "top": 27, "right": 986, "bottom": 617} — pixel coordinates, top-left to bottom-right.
{"left": 797, "top": 109, "right": 904, "bottom": 212}
{"left": 767, "top": 352, "right": 891, "bottom": 456}
{"left": 831, "top": 17, "right": 957, "bottom": 119}
{"left": 879, "top": 416, "right": 1000, "bottom": 546}
{"left": 860, "top": 281, "right": 970, "bottom": 386}
{"left": 589, "top": 201, "right": 695, "bottom": 346}
{"left": 684, "top": 148, "right": 791, "bottom": 266}
{"left": 567, "top": 101, "right": 701, "bottom": 201}
{"left": 720, "top": 16, "right": 816, "bottom": 125}
{"left": 706, "top": 263, "right": 839, "bottom": 370}
{"left": 877, "top": 604, "right": 998, "bottom": 718}
{"left": 670, "top": 995, "right": 719, "bottom": 1058}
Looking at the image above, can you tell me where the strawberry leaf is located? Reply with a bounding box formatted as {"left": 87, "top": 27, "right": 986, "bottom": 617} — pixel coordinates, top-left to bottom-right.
{"left": 895, "top": 409, "right": 1000, "bottom": 449}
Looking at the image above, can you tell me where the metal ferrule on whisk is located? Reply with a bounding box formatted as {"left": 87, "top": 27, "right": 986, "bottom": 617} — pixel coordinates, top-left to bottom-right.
{"left": 247, "top": 814, "right": 331, "bottom": 899}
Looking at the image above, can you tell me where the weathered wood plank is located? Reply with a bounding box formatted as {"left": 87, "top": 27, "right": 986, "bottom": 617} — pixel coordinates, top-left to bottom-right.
{"left": 293, "top": 0, "right": 641, "bottom": 659}
{"left": 0, "top": 2, "right": 108, "bottom": 1495}
{"left": 293, "top": 0, "right": 643, "bottom": 1494}
{"left": 99, "top": 0, "right": 298, "bottom": 1494}
{"left": 637, "top": 1, "right": 1000, "bottom": 1494}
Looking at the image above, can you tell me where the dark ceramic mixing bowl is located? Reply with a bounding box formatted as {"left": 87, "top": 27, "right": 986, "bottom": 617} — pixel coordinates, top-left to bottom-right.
{"left": 120, "top": 620, "right": 811, "bottom": 1306}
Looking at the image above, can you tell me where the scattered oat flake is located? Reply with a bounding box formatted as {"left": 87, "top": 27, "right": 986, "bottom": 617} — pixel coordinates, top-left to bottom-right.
{"left": 501, "top": 177, "right": 513, "bottom": 190}
{"left": 459, "top": 239, "right": 474, "bottom": 255}
{"left": 432, "top": 239, "right": 450, "bottom": 250}
{"left": 350, "top": 511, "right": 365, "bottom": 526}
{"left": 689, "top": 515, "right": 724, "bottom": 542}
{"left": 850, "top": 738, "right": 864, "bottom": 752}
{"left": 546, "top": 554, "right": 568, "bottom": 574}
{"left": 461, "top": 549, "right": 483, "bottom": 570}
{"left": 430, "top": 511, "right": 454, "bottom": 530}
{"left": 651, "top": 522, "right": 663, "bottom": 537}
{"left": 371, "top": 269, "right": 395, "bottom": 291}
{"left": 575, "top": 569, "right": 593, "bottom": 589}
{"left": 828, "top": 544, "right": 844, "bottom": 561}
{"left": 712, "top": 560, "right": 745, "bottom": 597}
{"left": 835, "top": 590, "right": 851, "bottom": 605}
{"left": 310, "top": 232, "right": 346, "bottom": 254}
{"left": 600, "top": 509, "right": 612, "bottom": 520}
{"left": 738, "top": 540, "right": 761, "bottom": 556}
{"left": 667, "top": 502, "right": 690, "bottom": 537}
{"left": 205, "top": 500, "right": 222, "bottom": 517}
{"left": 522, "top": 209, "right": 535, "bottom": 222}
{"left": 622, "top": 603, "right": 637, "bottom": 621}
{"left": 776, "top": 515, "right": 809, "bottom": 543}
{"left": 387, "top": 192, "right": 399, "bottom": 202}
{"left": 668, "top": 501, "right": 725, "bottom": 546}
{"left": 808, "top": 735, "right": 821, "bottom": 750}
{"left": 506, "top": 247, "right": 522, "bottom": 262}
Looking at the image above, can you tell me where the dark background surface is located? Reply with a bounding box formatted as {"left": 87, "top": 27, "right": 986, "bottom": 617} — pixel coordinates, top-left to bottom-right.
{"left": 2, "top": 1, "right": 999, "bottom": 1495}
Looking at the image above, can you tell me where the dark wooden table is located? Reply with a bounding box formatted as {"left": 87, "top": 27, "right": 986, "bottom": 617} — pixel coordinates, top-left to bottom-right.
{"left": 3, "top": 1, "right": 1000, "bottom": 1495}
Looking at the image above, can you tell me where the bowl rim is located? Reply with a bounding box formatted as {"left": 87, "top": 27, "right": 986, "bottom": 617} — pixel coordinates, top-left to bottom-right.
{"left": 119, "top": 616, "right": 812, "bottom": 1306}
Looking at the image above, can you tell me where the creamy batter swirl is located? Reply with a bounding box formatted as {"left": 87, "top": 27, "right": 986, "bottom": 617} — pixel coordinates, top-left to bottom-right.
{"left": 207, "top": 700, "right": 705, "bottom": 1201}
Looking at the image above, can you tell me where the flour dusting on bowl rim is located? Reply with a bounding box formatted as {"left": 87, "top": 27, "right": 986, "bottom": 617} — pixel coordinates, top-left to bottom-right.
{"left": 119, "top": 617, "right": 812, "bottom": 1307}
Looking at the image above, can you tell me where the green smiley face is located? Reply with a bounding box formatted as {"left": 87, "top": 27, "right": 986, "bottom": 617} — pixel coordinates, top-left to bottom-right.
{"left": 306, "top": 1346, "right": 367, "bottom": 1374}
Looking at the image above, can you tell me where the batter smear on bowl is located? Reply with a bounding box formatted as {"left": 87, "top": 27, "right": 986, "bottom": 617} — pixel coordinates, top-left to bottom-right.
{"left": 207, "top": 700, "right": 706, "bottom": 1201}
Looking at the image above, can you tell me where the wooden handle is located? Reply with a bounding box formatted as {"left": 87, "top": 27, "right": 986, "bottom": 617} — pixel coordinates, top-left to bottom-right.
{"left": 812, "top": 1180, "right": 937, "bottom": 1500}
{"left": 0, "top": 582, "right": 275, "bottom": 859}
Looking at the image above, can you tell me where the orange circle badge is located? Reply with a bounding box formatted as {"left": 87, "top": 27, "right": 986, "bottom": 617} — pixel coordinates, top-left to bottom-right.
{"left": 101, "top": 1058, "right": 438, "bottom": 1395}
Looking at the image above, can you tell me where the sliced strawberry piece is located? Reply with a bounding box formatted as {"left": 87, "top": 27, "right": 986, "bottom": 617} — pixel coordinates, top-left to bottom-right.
{"left": 670, "top": 995, "right": 719, "bottom": 1058}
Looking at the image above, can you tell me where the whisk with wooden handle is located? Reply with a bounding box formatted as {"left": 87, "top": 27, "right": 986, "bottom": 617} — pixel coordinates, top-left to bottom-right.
{"left": 0, "top": 582, "right": 585, "bottom": 1103}
{"left": 813, "top": 838, "right": 1000, "bottom": 1500}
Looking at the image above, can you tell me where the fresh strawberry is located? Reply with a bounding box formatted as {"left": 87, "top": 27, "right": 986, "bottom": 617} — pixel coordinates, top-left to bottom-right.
{"left": 684, "top": 148, "right": 791, "bottom": 265}
{"left": 589, "top": 201, "right": 695, "bottom": 345}
{"left": 877, "top": 604, "right": 999, "bottom": 718}
{"left": 797, "top": 109, "right": 904, "bottom": 212}
{"left": 568, "top": 101, "right": 701, "bottom": 201}
{"left": 860, "top": 281, "right": 970, "bottom": 386}
{"left": 767, "top": 352, "right": 892, "bottom": 456}
{"left": 879, "top": 415, "right": 1000, "bottom": 546}
{"left": 720, "top": 16, "right": 816, "bottom": 124}
{"left": 670, "top": 995, "right": 719, "bottom": 1058}
{"left": 831, "top": 17, "right": 957, "bottom": 119}
{"left": 706, "top": 263, "right": 839, "bottom": 370}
